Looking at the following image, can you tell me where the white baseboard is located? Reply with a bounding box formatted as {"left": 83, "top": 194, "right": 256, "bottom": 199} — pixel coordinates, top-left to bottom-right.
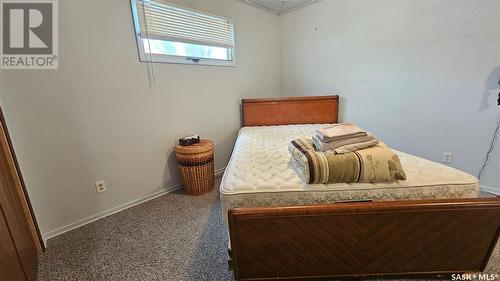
{"left": 42, "top": 167, "right": 226, "bottom": 245}
{"left": 42, "top": 184, "right": 182, "bottom": 245}
{"left": 215, "top": 167, "right": 226, "bottom": 178}
{"left": 481, "top": 185, "right": 500, "bottom": 195}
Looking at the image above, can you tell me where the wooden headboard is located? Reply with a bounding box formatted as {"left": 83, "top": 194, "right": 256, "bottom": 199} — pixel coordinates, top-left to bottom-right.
{"left": 242, "top": 95, "right": 339, "bottom": 127}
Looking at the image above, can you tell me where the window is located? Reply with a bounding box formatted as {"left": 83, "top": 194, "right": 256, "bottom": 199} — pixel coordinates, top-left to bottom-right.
{"left": 131, "top": 0, "right": 235, "bottom": 66}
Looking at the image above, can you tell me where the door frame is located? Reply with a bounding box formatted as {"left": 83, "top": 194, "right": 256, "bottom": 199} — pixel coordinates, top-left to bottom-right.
{"left": 0, "top": 107, "right": 44, "bottom": 252}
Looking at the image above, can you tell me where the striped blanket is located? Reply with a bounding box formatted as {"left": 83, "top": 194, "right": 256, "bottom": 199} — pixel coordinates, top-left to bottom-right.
{"left": 289, "top": 138, "right": 406, "bottom": 184}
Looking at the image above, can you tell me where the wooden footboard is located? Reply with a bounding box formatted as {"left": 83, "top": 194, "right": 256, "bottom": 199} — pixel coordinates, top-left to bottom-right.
{"left": 228, "top": 198, "right": 500, "bottom": 281}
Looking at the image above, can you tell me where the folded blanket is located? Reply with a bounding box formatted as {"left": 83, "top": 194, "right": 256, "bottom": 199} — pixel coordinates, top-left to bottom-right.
{"left": 289, "top": 138, "right": 406, "bottom": 184}
{"left": 316, "top": 122, "right": 367, "bottom": 142}
{"left": 312, "top": 134, "right": 378, "bottom": 153}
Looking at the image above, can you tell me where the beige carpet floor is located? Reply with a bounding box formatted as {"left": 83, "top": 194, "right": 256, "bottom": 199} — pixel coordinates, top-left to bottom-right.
{"left": 37, "top": 183, "right": 499, "bottom": 281}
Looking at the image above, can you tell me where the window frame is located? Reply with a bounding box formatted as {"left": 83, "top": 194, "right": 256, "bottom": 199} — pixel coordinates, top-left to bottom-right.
{"left": 130, "top": 0, "right": 237, "bottom": 67}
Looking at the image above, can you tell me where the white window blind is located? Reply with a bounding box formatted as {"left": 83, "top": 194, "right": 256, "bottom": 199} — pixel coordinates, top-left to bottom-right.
{"left": 135, "top": 0, "right": 234, "bottom": 49}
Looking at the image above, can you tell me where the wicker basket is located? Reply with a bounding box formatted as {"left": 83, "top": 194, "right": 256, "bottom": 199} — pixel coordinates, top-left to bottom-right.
{"left": 175, "top": 139, "right": 215, "bottom": 196}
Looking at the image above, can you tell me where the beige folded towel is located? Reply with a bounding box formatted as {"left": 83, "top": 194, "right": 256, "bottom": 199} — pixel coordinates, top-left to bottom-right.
{"left": 334, "top": 138, "right": 380, "bottom": 154}
{"left": 312, "top": 133, "right": 377, "bottom": 152}
{"left": 316, "top": 122, "right": 367, "bottom": 142}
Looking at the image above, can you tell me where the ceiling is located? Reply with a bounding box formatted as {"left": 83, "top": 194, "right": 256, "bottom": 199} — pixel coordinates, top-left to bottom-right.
{"left": 241, "top": 0, "right": 320, "bottom": 15}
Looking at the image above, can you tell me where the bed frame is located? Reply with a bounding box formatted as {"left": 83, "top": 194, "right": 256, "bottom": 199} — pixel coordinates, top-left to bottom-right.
{"left": 228, "top": 95, "right": 500, "bottom": 281}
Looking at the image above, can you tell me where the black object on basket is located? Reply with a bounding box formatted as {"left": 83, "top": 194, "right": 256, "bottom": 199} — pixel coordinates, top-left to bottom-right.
{"left": 179, "top": 134, "right": 200, "bottom": 146}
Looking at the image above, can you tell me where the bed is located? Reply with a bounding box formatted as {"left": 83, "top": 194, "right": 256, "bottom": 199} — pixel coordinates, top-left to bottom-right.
{"left": 222, "top": 95, "right": 500, "bottom": 281}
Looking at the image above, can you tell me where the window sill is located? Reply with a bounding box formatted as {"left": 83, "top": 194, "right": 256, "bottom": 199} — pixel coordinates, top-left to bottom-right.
{"left": 138, "top": 53, "right": 236, "bottom": 67}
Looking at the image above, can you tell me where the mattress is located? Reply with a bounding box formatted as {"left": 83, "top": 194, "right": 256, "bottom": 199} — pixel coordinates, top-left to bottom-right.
{"left": 220, "top": 124, "right": 480, "bottom": 225}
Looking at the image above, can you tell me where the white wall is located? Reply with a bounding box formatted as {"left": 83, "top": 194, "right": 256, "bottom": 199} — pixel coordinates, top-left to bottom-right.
{"left": 280, "top": 0, "right": 500, "bottom": 192}
{"left": 2, "top": 0, "right": 499, "bottom": 239}
{"left": 0, "top": 0, "right": 280, "bottom": 236}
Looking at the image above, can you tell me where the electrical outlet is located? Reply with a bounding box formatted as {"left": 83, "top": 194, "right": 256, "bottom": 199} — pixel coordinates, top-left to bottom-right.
{"left": 442, "top": 152, "right": 453, "bottom": 163}
{"left": 95, "top": 180, "right": 107, "bottom": 194}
